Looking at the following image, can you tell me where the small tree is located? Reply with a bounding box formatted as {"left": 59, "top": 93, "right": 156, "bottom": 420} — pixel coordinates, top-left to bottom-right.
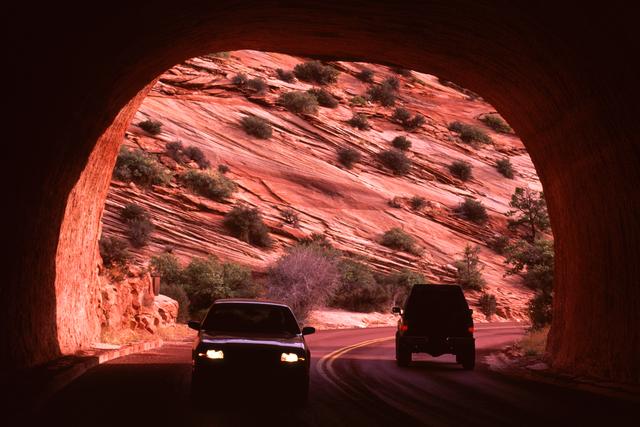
{"left": 121, "top": 203, "right": 154, "bottom": 248}
{"left": 223, "top": 205, "right": 272, "bottom": 247}
{"left": 478, "top": 292, "right": 497, "bottom": 320}
{"left": 240, "top": 116, "right": 273, "bottom": 139}
{"left": 391, "top": 136, "right": 411, "bottom": 151}
{"left": 448, "top": 160, "right": 473, "bottom": 181}
{"left": 330, "top": 259, "right": 387, "bottom": 312}
{"left": 507, "top": 187, "right": 550, "bottom": 242}
{"left": 527, "top": 290, "right": 553, "bottom": 330}
{"left": 138, "top": 119, "right": 162, "bottom": 135}
{"left": 454, "top": 244, "right": 486, "bottom": 291}
{"left": 150, "top": 253, "right": 184, "bottom": 286}
{"left": 337, "top": 147, "right": 361, "bottom": 169}
{"left": 504, "top": 239, "right": 554, "bottom": 293}
{"left": 457, "top": 198, "right": 489, "bottom": 224}
{"left": 495, "top": 158, "right": 515, "bottom": 179}
{"left": 378, "top": 149, "right": 411, "bottom": 176}
{"left": 267, "top": 245, "right": 339, "bottom": 320}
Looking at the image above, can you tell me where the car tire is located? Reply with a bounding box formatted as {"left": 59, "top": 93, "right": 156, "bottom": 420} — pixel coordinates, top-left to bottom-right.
{"left": 396, "top": 340, "right": 411, "bottom": 367}
{"left": 293, "top": 377, "right": 310, "bottom": 407}
{"left": 460, "top": 347, "right": 476, "bottom": 370}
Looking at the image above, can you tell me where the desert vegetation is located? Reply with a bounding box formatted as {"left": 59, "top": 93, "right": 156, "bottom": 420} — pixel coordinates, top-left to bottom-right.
{"left": 99, "top": 236, "right": 130, "bottom": 268}
{"left": 409, "top": 196, "right": 427, "bottom": 210}
{"left": 114, "top": 147, "right": 171, "bottom": 187}
{"left": 347, "top": 113, "right": 370, "bottom": 130}
{"left": 293, "top": 61, "right": 339, "bottom": 85}
{"left": 240, "top": 115, "right": 273, "bottom": 138}
{"left": 480, "top": 114, "right": 512, "bottom": 133}
{"left": 180, "top": 169, "right": 237, "bottom": 201}
{"left": 223, "top": 205, "right": 272, "bottom": 247}
{"left": 279, "top": 91, "right": 319, "bottom": 114}
{"left": 337, "top": 147, "right": 361, "bottom": 169}
{"left": 478, "top": 292, "right": 497, "bottom": 319}
{"left": 380, "top": 227, "right": 421, "bottom": 255}
{"left": 276, "top": 68, "right": 295, "bottom": 82}
{"left": 120, "top": 203, "right": 154, "bottom": 248}
{"left": 457, "top": 197, "right": 489, "bottom": 224}
{"left": 448, "top": 160, "right": 473, "bottom": 181}
{"left": 448, "top": 121, "right": 492, "bottom": 145}
{"left": 165, "top": 141, "right": 211, "bottom": 169}
{"left": 280, "top": 208, "right": 300, "bottom": 227}
{"left": 138, "top": 119, "right": 162, "bottom": 135}
{"left": 454, "top": 244, "right": 486, "bottom": 291}
{"left": 378, "top": 149, "right": 411, "bottom": 176}
{"left": 391, "top": 136, "right": 411, "bottom": 151}
{"left": 507, "top": 187, "right": 550, "bottom": 242}
{"left": 391, "top": 107, "right": 425, "bottom": 131}
{"left": 367, "top": 79, "right": 398, "bottom": 106}
{"left": 496, "top": 158, "right": 515, "bottom": 178}
{"left": 308, "top": 88, "right": 339, "bottom": 108}
{"left": 356, "top": 68, "right": 374, "bottom": 83}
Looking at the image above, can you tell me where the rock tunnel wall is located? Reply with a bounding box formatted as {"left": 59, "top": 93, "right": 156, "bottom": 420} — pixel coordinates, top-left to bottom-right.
{"left": 4, "top": 2, "right": 639, "bottom": 382}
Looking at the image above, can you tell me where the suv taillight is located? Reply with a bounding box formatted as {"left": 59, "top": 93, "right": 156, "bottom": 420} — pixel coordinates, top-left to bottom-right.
{"left": 400, "top": 324, "right": 408, "bottom": 332}
{"left": 468, "top": 326, "right": 475, "bottom": 334}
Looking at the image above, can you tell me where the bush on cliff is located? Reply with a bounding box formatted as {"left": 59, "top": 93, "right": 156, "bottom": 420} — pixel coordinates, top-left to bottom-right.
{"left": 279, "top": 91, "right": 319, "bottom": 114}
{"left": 113, "top": 147, "right": 171, "bottom": 187}
{"left": 223, "top": 205, "right": 272, "bottom": 247}
{"left": 293, "top": 61, "right": 339, "bottom": 85}
{"left": 99, "top": 236, "right": 130, "bottom": 267}
{"left": 240, "top": 116, "right": 273, "bottom": 139}
{"left": 180, "top": 169, "right": 237, "bottom": 201}
{"left": 378, "top": 149, "right": 411, "bottom": 176}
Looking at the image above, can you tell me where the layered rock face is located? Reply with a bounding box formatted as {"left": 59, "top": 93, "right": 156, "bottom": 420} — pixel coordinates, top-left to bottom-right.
{"left": 5, "top": 2, "right": 639, "bottom": 383}
{"left": 98, "top": 266, "right": 178, "bottom": 335}
{"left": 102, "top": 51, "right": 543, "bottom": 321}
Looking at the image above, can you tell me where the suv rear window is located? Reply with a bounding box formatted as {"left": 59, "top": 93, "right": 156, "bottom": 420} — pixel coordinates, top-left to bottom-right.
{"left": 202, "top": 303, "right": 300, "bottom": 335}
{"left": 404, "top": 285, "right": 469, "bottom": 319}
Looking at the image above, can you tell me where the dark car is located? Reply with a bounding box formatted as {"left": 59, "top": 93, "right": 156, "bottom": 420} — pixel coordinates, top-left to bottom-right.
{"left": 188, "top": 299, "right": 315, "bottom": 404}
{"left": 392, "top": 284, "right": 475, "bottom": 369}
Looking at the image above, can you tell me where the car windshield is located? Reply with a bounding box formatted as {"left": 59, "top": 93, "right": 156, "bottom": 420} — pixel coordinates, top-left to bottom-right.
{"left": 201, "top": 303, "right": 300, "bottom": 335}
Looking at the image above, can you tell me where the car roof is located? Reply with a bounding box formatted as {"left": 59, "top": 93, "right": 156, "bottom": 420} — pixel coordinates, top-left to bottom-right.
{"left": 212, "top": 298, "right": 290, "bottom": 308}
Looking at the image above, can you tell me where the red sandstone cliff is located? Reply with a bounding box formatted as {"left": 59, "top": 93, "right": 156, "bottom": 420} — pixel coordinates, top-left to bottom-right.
{"left": 101, "top": 50, "right": 548, "bottom": 321}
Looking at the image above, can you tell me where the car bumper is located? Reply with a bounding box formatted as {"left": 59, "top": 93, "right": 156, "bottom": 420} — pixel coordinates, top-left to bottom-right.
{"left": 399, "top": 336, "right": 474, "bottom": 356}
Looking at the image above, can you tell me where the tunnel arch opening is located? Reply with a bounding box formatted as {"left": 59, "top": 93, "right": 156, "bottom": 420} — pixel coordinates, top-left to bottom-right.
{"left": 6, "top": 2, "right": 639, "bottom": 385}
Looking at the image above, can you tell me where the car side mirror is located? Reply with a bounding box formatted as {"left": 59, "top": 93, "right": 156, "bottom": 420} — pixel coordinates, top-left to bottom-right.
{"left": 392, "top": 306, "right": 402, "bottom": 314}
{"left": 302, "top": 326, "right": 316, "bottom": 336}
{"left": 187, "top": 320, "right": 201, "bottom": 331}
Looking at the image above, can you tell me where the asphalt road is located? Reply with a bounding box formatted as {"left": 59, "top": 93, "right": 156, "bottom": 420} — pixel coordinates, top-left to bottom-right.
{"left": 31, "top": 324, "right": 637, "bottom": 426}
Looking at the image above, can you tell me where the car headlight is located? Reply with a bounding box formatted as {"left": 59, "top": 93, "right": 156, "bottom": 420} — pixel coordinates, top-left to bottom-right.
{"left": 280, "top": 352, "right": 304, "bottom": 363}
{"left": 198, "top": 349, "right": 224, "bottom": 360}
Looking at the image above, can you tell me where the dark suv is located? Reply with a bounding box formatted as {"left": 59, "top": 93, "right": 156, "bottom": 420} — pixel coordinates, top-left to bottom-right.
{"left": 392, "top": 284, "right": 475, "bottom": 369}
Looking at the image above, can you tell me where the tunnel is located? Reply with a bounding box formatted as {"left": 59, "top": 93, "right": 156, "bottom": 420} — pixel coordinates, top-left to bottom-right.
{"left": 4, "top": 1, "right": 640, "bottom": 384}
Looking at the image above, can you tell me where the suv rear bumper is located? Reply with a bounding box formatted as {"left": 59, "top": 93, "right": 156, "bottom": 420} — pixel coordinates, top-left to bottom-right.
{"left": 399, "top": 335, "right": 474, "bottom": 357}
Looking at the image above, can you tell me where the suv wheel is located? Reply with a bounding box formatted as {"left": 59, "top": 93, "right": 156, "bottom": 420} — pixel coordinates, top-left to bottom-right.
{"left": 396, "top": 340, "right": 411, "bottom": 367}
{"left": 459, "top": 348, "right": 476, "bottom": 370}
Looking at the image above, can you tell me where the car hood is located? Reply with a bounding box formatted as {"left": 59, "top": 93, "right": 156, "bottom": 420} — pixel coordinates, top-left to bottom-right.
{"left": 199, "top": 331, "right": 305, "bottom": 351}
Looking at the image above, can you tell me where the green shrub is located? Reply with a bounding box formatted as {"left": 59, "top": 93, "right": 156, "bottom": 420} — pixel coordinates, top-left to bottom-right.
{"left": 350, "top": 96, "right": 367, "bottom": 106}
{"left": 504, "top": 239, "right": 554, "bottom": 293}
{"left": 308, "top": 88, "right": 338, "bottom": 108}
{"left": 337, "top": 147, "right": 361, "bottom": 169}
{"left": 391, "top": 67, "right": 411, "bottom": 77}
{"left": 410, "top": 196, "right": 427, "bottom": 210}
{"left": 383, "top": 76, "right": 400, "bottom": 90}
{"left": 223, "top": 205, "right": 272, "bottom": 247}
{"left": 223, "top": 262, "right": 259, "bottom": 298}
{"left": 392, "top": 108, "right": 424, "bottom": 131}
{"left": 454, "top": 244, "right": 486, "bottom": 291}
{"left": 232, "top": 73, "right": 248, "bottom": 85}
{"left": 381, "top": 227, "right": 419, "bottom": 254}
{"left": 217, "top": 164, "right": 230, "bottom": 174}
{"left": 279, "top": 91, "right": 319, "bottom": 114}
{"left": 479, "top": 292, "right": 497, "bottom": 319}
{"left": 183, "top": 145, "right": 211, "bottom": 169}
{"left": 376, "top": 269, "right": 425, "bottom": 307}
{"left": 165, "top": 141, "right": 184, "bottom": 163}
{"left": 150, "top": 253, "right": 183, "bottom": 286}
{"left": 391, "top": 136, "right": 411, "bottom": 151}
{"left": 246, "top": 78, "right": 268, "bottom": 94}
{"left": 138, "top": 119, "right": 162, "bottom": 135}
{"left": 180, "top": 169, "right": 237, "bottom": 201}
{"left": 293, "top": 61, "right": 339, "bottom": 85}
{"left": 457, "top": 197, "right": 489, "bottom": 224}
{"left": 113, "top": 147, "right": 171, "bottom": 187}
{"left": 488, "top": 234, "right": 510, "bottom": 255}
{"left": 99, "top": 236, "right": 130, "bottom": 267}
{"left": 181, "top": 256, "right": 230, "bottom": 312}
{"left": 267, "top": 245, "right": 339, "bottom": 320}
{"left": 121, "top": 203, "right": 153, "bottom": 248}
{"left": 276, "top": 68, "right": 295, "bottom": 83}
{"left": 448, "top": 160, "right": 473, "bottom": 181}
{"left": 347, "top": 113, "right": 370, "bottom": 130}
{"left": 356, "top": 68, "right": 375, "bottom": 83}
{"left": 496, "top": 158, "right": 515, "bottom": 179}
{"left": 367, "top": 82, "right": 397, "bottom": 106}
{"left": 281, "top": 208, "right": 300, "bottom": 227}
{"left": 527, "top": 290, "right": 553, "bottom": 330}
{"left": 378, "top": 149, "right": 411, "bottom": 176}
{"left": 330, "top": 260, "right": 387, "bottom": 312}
{"left": 240, "top": 116, "right": 272, "bottom": 139}
{"left": 160, "top": 284, "right": 190, "bottom": 323}
{"left": 448, "top": 121, "right": 492, "bottom": 145}
{"left": 480, "top": 114, "right": 512, "bottom": 133}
